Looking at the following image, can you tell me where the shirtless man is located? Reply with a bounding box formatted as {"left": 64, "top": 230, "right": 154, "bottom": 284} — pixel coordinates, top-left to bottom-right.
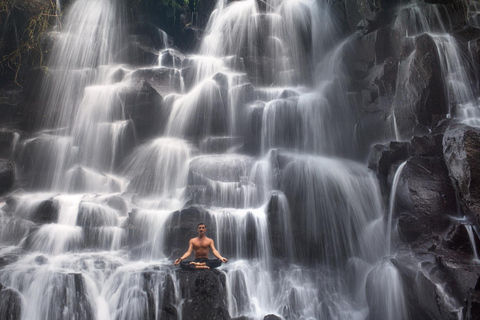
{"left": 174, "top": 223, "right": 228, "bottom": 270}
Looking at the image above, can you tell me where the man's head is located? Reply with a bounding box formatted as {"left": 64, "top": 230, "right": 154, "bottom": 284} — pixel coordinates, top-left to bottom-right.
{"left": 197, "top": 223, "right": 206, "bottom": 236}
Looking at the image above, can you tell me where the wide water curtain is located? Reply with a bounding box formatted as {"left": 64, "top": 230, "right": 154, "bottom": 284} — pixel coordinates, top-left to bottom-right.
{"left": 24, "top": 0, "right": 127, "bottom": 192}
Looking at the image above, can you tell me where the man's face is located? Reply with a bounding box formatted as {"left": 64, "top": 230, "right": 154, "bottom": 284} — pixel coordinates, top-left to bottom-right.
{"left": 197, "top": 225, "right": 206, "bottom": 235}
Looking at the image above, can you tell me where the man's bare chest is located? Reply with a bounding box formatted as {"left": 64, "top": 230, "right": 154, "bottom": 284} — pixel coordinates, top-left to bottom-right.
{"left": 192, "top": 240, "right": 210, "bottom": 250}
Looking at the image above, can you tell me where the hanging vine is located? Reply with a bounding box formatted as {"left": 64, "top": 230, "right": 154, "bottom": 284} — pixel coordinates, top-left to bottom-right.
{"left": 0, "top": 0, "right": 60, "bottom": 87}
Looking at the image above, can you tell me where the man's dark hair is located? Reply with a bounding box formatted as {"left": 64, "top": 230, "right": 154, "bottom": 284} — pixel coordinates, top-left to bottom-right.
{"left": 197, "top": 222, "right": 206, "bottom": 228}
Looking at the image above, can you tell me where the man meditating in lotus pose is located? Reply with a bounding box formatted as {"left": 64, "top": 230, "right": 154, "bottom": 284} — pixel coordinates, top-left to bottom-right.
{"left": 174, "top": 223, "right": 228, "bottom": 270}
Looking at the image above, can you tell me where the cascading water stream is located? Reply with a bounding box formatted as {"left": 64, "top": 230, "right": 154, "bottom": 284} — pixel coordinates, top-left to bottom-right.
{"left": 394, "top": 1, "right": 480, "bottom": 126}
{"left": 465, "top": 225, "right": 480, "bottom": 262}
{"left": 386, "top": 161, "right": 408, "bottom": 254}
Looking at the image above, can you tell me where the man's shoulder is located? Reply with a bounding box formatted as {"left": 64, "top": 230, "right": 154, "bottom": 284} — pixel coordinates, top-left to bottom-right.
{"left": 205, "top": 236, "right": 214, "bottom": 243}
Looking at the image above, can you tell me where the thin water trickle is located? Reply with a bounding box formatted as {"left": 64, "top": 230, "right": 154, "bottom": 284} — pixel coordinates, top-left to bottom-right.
{"left": 387, "top": 161, "right": 408, "bottom": 254}
{"left": 465, "top": 225, "right": 480, "bottom": 262}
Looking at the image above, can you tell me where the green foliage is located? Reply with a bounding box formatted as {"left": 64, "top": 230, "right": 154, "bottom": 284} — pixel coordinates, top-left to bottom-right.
{"left": 0, "top": 0, "right": 59, "bottom": 87}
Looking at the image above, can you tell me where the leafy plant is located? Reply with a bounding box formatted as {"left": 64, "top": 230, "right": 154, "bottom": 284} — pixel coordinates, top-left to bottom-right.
{"left": 0, "top": 0, "right": 60, "bottom": 86}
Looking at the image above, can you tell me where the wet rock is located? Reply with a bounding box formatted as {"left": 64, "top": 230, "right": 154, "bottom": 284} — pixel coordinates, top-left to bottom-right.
{"left": 77, "top": 201, "right": 118, "bottom": 228}
{"left": 141, "top": 272, "right": 158, "bottom": 320}
{"left": 177, "top": 269, "right": 229, "bottom": 320}
{"left": 128, "top": 23, "right": 170, "bottom": 51}
{"left": 98, "top": 194, "right": 129, "bottom": 216}
{"left": 354, "top": 109, "right": 394, "bottom": 159}
{"left": 176, "top": 25, "right": 203, "bottom": 54}
{"left": 392, "top": 33, "right": 449, "bottom": 139}
{"left": 31, "top": 199, "right": 59, "bottom": 224}
{"left": 181, "top": 66, "right": 196, "bottom": 92}
{"left": 267, "top": 193, "right": 288, "bottom": 258}
{"left": 0, "top": 252, "right": 19, "bottom": 269}
{"left": 43, "top": 273, "right": 96, "bottom": 320}
{"left": 443, "top": 223, "right": 480, "bottom": 255}
{"left": 159, "top": 49, "right": 185, "bottom": 68}
{"left": 263, "top": 315, "right": 282, "bottom": 320}
{"left": 164, "top": 206, "right": 216, "bottom": 257}
{"left": 129, "top": 67, "right": 183, "bottom": 96}
{"left": 159, "top": 274, "right": 178, "bottom": 320}
{"left": 349, "top": 28, "right": 392, "bottom": 66}
{"left": 368, "top": 141, "right": 412, "bottom": 178}
{"left": 0, "top": 283, "right": 22, "bottom": 320}
{"left": 383, "top": 56, "right": 398, "bottom": 85}
{"left": 466, "top": 278, "right": 480, "bottom": 320}
{"left": 395, "top": 156, "right": 457, "bottom": 245}
{"left": 117, "top": 35, "right": 160, "bottom": 66}
{"left": 443, "top": 124, "right": 480, "bottom": 225}
{"left": 228, "top": 270, "right": 251, "bottom": 315}
{"left": 411, "top": 134, "right": 444, "bottom": 157}
{"left": 435, "top": 260, "right": 479, "bottom": 311}
{"left": 391, "top": 256, "right": 460, "bottom": 320}
{"left": 120, "top": 80, "right": 164, "bottom": 140}
{"left": 453, "top": 23, "right": 480, "bottom": 44}
{"left": 0, "top": 159, "right": 15, "bottom": 195}
{"left": 111, "top": 67, "right": 126, "bottom": 83}
{"left": 34, "top": 255, "right": 48, "bottom": 265}
{"left": 0, "top": 130, "right": 19, "bottom": 158}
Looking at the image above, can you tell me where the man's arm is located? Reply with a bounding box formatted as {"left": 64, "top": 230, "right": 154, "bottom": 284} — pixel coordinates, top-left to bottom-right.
{"left": 174, "top": 240, "right": 193, "bottom": 265}
{"left": 210, "top": 240, "right": 227, "bottom": 263}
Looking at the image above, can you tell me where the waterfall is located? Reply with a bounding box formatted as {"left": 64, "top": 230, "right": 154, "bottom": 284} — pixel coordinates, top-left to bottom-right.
{"left": 6, "top": 0, "right": 471, "bottom": 319}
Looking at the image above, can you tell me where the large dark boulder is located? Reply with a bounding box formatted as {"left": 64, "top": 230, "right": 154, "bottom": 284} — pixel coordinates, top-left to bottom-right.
{"left": 164, "top": 206, "right": 216, "bottom": 258}
{"left": 390, "top": 256, "right": 470, "bottom": 320}
{"left": 392, "top": 33, "right": 448, "bottom": 139}
{"left": 443, "top": 124, "right": 480, "bottom": 225}
{"left": 263, "top": 315, "right": 281, "bottom": 320}
{"left": 395, "top": 155, "right": 457, "bottom": 245}
{"left": 0, "top": 160, "right": 15, "bottom": 195}
{"left": 177, "top": 269, "right": 230, "bottom": 320}
{"left": 31, "top": 199, "right": 59, "bottom": 224}
{"left": 120, "top": 80, "right": 164, "bottom": 140}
